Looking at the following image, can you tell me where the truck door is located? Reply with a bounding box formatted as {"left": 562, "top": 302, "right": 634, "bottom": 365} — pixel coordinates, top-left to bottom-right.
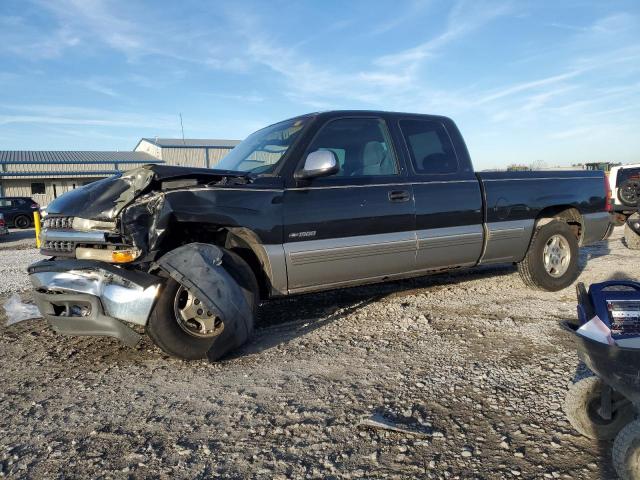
{"left": 283, "top": 116, "right": 416, "bottom": 293}
{"left": 395, "top": 118, "right": 484, "bottom": 270}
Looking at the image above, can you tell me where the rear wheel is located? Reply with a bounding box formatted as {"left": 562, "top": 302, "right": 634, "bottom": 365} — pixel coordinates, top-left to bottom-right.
{"left": 14, "top": 215, "right": 30, "bottom": 229}
{"left": 619, "top": 179, "right": 640, "bottom": 207}
{"left": 564, "top": 377, "right": 633, "bottom": 440}
{"left": 517, "top": 220, "right": 579, "bottom": 291}
{"left": 147, "top": 249, "right": 258, "bottom": 360}
{"left": 613, "top": 420, "right": 640, "bottom": 480}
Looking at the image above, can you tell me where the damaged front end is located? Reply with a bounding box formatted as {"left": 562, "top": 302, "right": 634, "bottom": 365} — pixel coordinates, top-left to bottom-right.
{"left": 28, "top": 164, "right": 257, "bottom": 350}
{"left": 28, "top": 259, "right": 161, "bottom": 346}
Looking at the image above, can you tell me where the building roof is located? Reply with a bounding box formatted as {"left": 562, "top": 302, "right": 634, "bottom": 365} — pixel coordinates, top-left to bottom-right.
{"left": 137, "top": 138, "right": 240, "bottom": 148}
{"left": 0, "top": 151, "right": 161, "bottom": 164}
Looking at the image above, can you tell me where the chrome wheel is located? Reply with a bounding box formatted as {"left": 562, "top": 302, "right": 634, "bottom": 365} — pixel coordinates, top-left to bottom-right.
{"left": 543, "top": 234, "right": 571, "bottom": 277}
{"left": 173, "top": 286, "right": 223, "bottom": 338}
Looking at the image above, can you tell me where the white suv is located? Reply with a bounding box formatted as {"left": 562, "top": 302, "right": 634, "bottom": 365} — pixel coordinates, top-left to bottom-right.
{"left": 609, "top": 164, "right": 640, "bottom": 213}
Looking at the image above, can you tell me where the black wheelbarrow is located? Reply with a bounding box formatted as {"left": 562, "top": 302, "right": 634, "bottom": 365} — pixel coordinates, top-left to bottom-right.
{"left": 562, "top": 281, "right": 640, "bottom": 480}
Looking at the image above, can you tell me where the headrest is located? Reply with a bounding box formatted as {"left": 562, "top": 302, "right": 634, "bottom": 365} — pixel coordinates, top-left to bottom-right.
{"left": 363, "top": 141, "right": 386, "bottom": 166}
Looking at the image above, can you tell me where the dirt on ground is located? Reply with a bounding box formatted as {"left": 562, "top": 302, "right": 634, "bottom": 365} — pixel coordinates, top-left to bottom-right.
{"left": 0, "top": 227, "right": 636, "bottom": 479}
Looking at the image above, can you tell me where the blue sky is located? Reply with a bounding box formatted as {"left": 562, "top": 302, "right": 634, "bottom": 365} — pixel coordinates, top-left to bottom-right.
{"left": 0, "top": 0, "right": 638, "bottom": 170}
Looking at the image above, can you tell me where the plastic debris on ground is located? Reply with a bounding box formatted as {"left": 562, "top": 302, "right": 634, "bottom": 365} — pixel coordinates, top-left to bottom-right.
{"left": 358, "top": 412, "right": 431, "bottom": 437}
{"left": 3, "top": 293, "right": 41, "bottom": 326}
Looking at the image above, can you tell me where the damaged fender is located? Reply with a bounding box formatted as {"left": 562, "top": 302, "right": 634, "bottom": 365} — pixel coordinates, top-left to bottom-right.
{"left": 155, "top": 243, "right": 254, "bottom": 360}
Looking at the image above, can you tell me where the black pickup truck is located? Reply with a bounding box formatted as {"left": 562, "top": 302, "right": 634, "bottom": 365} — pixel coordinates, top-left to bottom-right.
{"left": 29, "top": 111, "right": 612, "bottom": 360}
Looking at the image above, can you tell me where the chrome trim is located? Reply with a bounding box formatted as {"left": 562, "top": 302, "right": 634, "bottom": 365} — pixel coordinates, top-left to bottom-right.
{"left": 30, "top": 269, "right": 160, "bottom": 326}
{"left": 479, "top": 219, "right": 535, "bottom": 264}
{"left": 41, "top": 229, "right": 108, "bottom": 244}
{"left": 72, "top": 217, "right": 117, "bottom": 232}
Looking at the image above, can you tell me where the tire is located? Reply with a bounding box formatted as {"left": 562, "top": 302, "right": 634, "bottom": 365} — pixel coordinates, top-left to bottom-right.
{"left": 613, "top": 420, "right": 640, "bottom": 480}
{"left": 14, "top": 215, "right": 30, "bottom": 229}
{"left": 625, "top": 222, "right": 640, "bottom": 250}
{"left": 619, "top": 179, "right": 640, "bottom": 207}
{"left": 517, "top": 220, "right": 579, "bottom": 291}
{"left": 146, "top": 249, "right": 258, "bottom": 360}
{"left": 564, "top": 377, "right": 634, "bottom": 440}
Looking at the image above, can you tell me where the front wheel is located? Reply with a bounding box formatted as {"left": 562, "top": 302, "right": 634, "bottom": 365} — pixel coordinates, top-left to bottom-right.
{"left": 564, "top": 377, "right": 633, "bottom": 440}
{"left": 146, "top": 250, "right": 258, "bottom": 360}
{"left": 517, "top": 220, "right": 579, "bottom": 291}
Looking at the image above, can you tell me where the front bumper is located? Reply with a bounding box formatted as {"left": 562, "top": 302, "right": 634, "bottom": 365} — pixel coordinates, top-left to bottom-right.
{"left": 28, "top": 259, "right": 162, "bottom": 346}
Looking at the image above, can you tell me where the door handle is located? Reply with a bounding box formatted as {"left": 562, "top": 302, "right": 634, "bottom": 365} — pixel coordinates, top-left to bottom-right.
{"left": 388, "top": 190, "right": 411, "bottom": 202}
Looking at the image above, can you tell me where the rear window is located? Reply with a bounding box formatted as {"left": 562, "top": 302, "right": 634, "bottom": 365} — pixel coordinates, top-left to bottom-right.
{"left": 618, "top": 168, "right": 640, "bottom": 185}
{"left": 399, "top": 120, "right": 458, "bottom": 174}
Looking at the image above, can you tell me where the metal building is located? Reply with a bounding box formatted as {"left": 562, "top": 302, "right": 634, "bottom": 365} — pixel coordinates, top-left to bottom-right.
{"left": 134, "top": 138, "right": 240, "bottom": 168}
{"left": 0, "top": 151, "right": 161, "bottom": 205}
{"left": 0, "top": 137, "right": 240, "bottom": 206}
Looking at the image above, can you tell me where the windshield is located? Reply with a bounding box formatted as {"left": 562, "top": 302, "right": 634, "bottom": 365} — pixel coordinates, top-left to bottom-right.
{"left": 215, "top": 117, "right": 309, "bottom": 174}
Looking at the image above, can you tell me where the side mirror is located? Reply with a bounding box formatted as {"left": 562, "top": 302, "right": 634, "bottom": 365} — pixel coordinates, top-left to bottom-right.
{"left": 294, "top": 150, "right": 339, "bottom": 180}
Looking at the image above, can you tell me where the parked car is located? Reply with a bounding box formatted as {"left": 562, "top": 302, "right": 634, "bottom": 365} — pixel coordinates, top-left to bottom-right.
{"left": 28, "top": 110, "right": 612, "bottom": 360}
{"left": 0, "top": 213, "right": 9, "bottom": 236}
{"left": 0, "top": 196, "right": 39, "bottom": 229}
{"left": 607, "top": 164, "right": 640, "bottom": 248}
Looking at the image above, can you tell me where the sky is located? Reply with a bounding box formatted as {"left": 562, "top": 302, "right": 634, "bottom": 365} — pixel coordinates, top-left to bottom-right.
{"left": 0, "top": 0, "right": 638, "bottom": 170}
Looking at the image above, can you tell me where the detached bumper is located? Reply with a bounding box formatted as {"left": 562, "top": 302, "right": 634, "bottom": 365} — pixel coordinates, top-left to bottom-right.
{"left": 28, "top": 259, "right": 162, "bottom": 346}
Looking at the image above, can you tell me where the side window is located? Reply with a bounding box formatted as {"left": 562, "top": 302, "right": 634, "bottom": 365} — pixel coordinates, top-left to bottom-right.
{"left": 31, "top": 183, "right": 46, "bottom": 195}
{"left": 399, "top": 120, "right": 458, "bottom": 174}
{"left": 306, "top": 118, "right": 398, "bottom": 177}
{"left": 0, "top": 199, "right": 10, "bottom": 207}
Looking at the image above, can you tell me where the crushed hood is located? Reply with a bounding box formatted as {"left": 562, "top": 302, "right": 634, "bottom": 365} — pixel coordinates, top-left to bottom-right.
{"left": 45, "top": 164, "right": 250, "bottom": 221}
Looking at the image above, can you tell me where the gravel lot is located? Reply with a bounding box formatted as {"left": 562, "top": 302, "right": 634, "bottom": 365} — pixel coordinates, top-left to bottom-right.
{"left": 0, "top": 227, "right": 636, "bottom": 479}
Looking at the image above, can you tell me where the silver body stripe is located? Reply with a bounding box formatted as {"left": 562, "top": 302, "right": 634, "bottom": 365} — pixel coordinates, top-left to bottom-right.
{"left": 284, "top": 231, "right": 416, "bottom": 291}
{"left": 416, "top": 225, "right": 484, "bottom": 270}
{"left": 479, "top": 219, "right": 535, "bottom": 265}
{"left": 264, "top": 212, "right": 607, "bottom": 295}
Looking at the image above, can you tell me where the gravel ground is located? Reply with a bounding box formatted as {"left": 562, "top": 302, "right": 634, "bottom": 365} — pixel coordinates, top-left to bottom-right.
{"left": 0, "top": 227, "right": 637, "bottom": 479}
{"left": 0, "top": 229, "right": 37, "bottom": 252}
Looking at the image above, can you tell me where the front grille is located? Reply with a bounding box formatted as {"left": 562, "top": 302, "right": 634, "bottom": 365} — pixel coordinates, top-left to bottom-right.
{"left": 43, "top": 216, "right": 74, "bottom": 230}
{"left": 42, "top": 240, "right": 74, "bottom": 253}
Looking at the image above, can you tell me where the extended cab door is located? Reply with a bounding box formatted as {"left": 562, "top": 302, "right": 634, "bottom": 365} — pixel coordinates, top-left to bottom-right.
{"left": 282, "top": 116, "right": 416, "bottom": 293}
{"left": 395, "top": 117, "right": 484, "bottom": 270}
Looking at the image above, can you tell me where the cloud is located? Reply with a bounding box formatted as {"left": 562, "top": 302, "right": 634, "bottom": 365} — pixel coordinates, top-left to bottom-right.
{"left": 76, "top": 78, "right": 120, "bottom": 98}
{"left": 476, "top": 70, "right": 583, "bottom": 104}
{"left": 225, "top": 0, "right": 512, "bottom": 109}
{"left": 368, "top": 0, "right": 432, "bottom": 35}
{"left": 374, "top": 0, "right": 512, "bottom": 68}
{"left": 0, "top": 104, "right": 177, "bottom": 130}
